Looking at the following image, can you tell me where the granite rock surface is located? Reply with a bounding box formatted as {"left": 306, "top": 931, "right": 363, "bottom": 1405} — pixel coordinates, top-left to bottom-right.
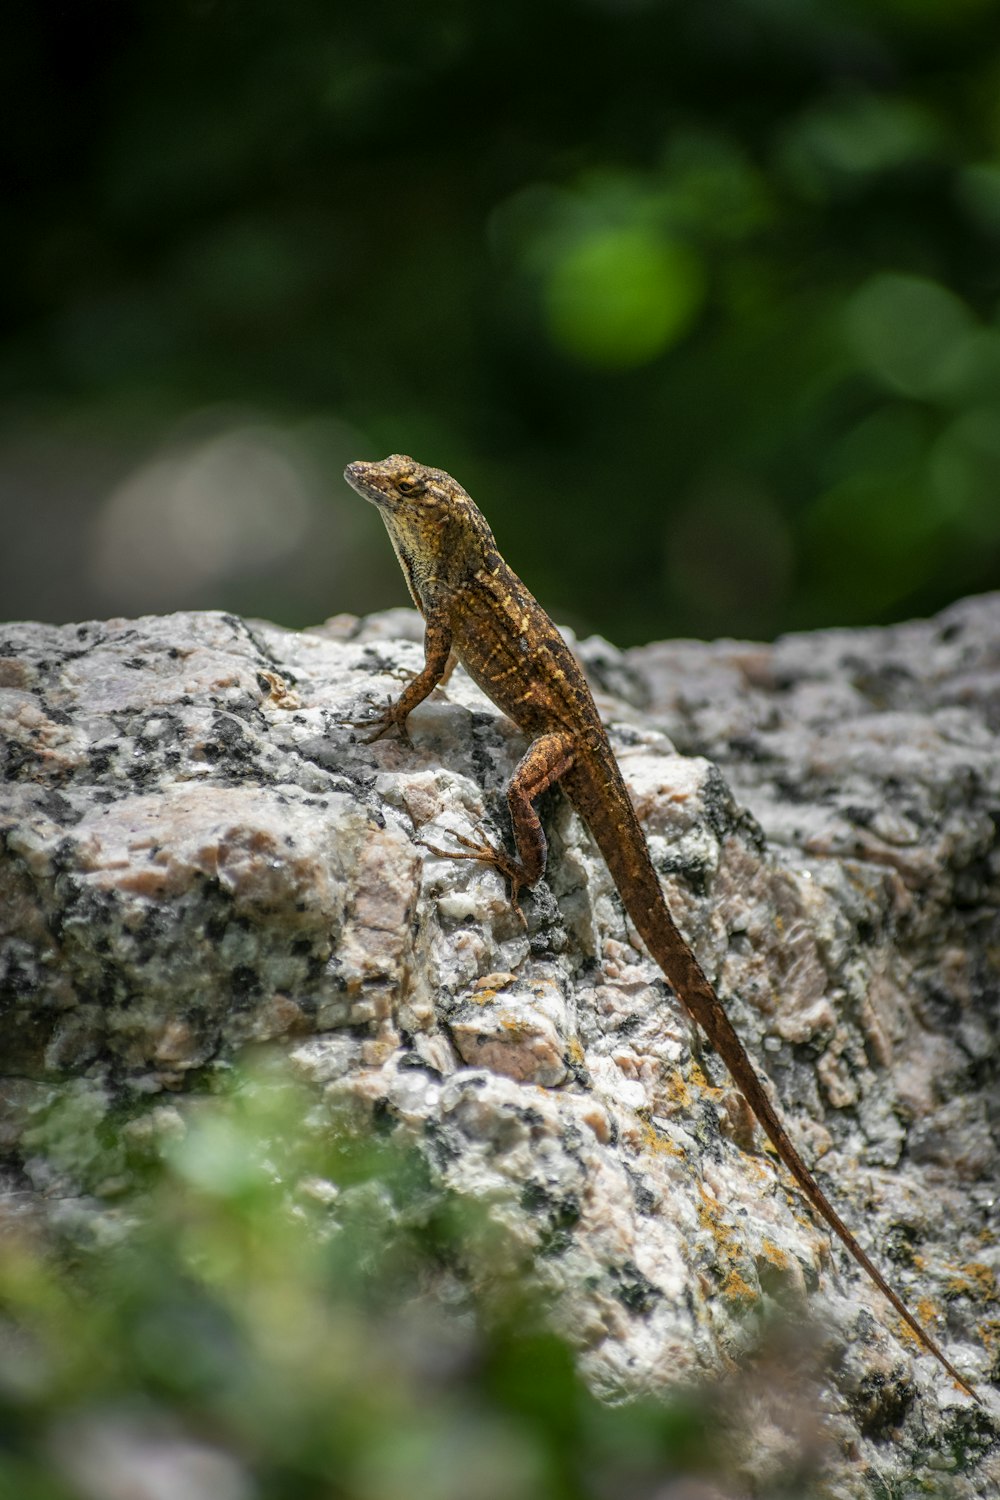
{"left": 1, "top": 599, "right": 998, "bottom": 1494}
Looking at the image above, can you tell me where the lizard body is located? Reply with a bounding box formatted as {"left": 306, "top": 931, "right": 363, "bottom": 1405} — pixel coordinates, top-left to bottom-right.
{"left": 344, "top": 453, "right": 978, "bottom": 1401}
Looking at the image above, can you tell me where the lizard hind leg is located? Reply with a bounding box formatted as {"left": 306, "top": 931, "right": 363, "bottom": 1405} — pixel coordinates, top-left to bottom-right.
{"left": 422, "top": 729, "right": 578, "bottom": 926}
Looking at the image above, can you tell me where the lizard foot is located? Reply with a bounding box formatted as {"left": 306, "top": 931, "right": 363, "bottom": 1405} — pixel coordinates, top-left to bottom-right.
{"left": 343, "top": 697, "right": 412, "bottom": 747}
{"left": 421, "top": 829, "right": 530, "bottom": 928}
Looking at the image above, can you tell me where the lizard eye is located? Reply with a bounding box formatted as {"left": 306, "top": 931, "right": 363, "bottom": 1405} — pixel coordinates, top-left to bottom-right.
{"left": 396, "top": 477, "right": 425, "bottom": 496}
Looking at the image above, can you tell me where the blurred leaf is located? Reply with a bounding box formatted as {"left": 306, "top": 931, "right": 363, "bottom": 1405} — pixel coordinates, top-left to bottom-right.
{"left": 821, "top": 403, "right": 931, "bottom": 487}
{"left": 843, "top": 274, "right": 975, "bottom": 399}
{"left": 779, "top": 92, "right": 943, "bottom": 200}
{"left": 661, "top": 131, "right": 775, "bottom": 239}
{"left": 799, "top": 472, "right": 945, "bottom": 616}
{"left": 0, "top": 1065, "right": 729, "bottom": 1497}
{"left": 929, "top": 407, "right": 1000, "bottom": 541}
{"left": 955, "top": 162, "right": 1000, "bottom": 237}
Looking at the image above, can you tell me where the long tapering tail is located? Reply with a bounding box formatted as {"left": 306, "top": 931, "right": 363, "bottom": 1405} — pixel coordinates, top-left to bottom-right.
{"left": 640, "top": 900, "right": 979, "bottom": 1400}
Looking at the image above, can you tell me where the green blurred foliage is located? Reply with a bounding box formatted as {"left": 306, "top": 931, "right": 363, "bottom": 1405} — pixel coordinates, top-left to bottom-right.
{"left": 2, "top": 0, "right": 1000, "bottom": 641}
{"left": 0, "top": 1068, "right": 730, "bottom": 1500}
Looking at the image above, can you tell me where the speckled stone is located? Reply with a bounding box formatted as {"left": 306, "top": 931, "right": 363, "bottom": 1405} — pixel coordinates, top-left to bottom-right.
{"left": 1, "top": 599, "right": 998, "bottom": 1494}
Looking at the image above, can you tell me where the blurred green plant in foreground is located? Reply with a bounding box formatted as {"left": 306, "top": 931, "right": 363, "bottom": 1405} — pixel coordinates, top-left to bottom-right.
{"left": 0, "top": 1066, "right": 724, "bottom": 1500}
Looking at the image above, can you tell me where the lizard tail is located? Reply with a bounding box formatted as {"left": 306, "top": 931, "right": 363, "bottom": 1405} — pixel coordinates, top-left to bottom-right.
{"left": 637, "top": 898, "right": 980, "bottom": 1403}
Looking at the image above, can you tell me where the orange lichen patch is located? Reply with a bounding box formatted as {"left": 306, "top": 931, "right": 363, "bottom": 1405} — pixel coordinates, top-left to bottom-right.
{"left": 977, "top": 1320, "right": 1000, "bottom": 1356}
{"left": 722, "top": 1268, "right": 757, "bottom": 1303}
{"left": 738, "top": 1154, "right": 773, "bottom": 1184}
{"left": 498, "top": 1016, "right": 532, "bottom": 1040}
{"left": 638, "top": 1119, "right": 685, "bottom": 1158}
{"left": 696, "top": 1185, "right": 722, "bottom": 1228}
{"left": 659, "top": 1060, "right": 726, "bottom": 1122}
{"left": 470, "top": 973, "right": 517, "bottom": 1004}
{"left": 663, "top": 1072, "right": 693, "bottom": 1111}
{"left": 976, "top": 1225, "right": 996, "bottom": 1247}
{"left": 687, "top": 1060, "right": 724, "bottom": 1100}
{"left": 760, "top": 1239, "right": 791, "bottom": 1272}
{"left": 897, "top": 1296, "right": 943, "bottom": 1350}
{"left": 565, "top": 1037, "right": 585, "bottom": 1067}
{"left": 946, "top": 1263, "right": 998, "bottom": 1303}
{"left": 697, "top": 1184, "right": 759, "bottom": 1306}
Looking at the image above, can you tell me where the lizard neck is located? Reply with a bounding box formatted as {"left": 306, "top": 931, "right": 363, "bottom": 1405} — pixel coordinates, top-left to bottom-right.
{"left": 379, "top": 501, "right": 499, "bottom": 615}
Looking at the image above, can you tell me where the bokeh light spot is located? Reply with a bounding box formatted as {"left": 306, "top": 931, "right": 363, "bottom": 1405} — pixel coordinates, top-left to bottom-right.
{"left": 800, "top": 474, "right": 944, "bottom": 616}
{"left": 844, "top": 273, "right": 974, "bottom": 398}
{"left": 544, "top": 228, "right": 705, "bottom": 370}
{"left": 90, "top": 417, "right": 313, "bottom": 610}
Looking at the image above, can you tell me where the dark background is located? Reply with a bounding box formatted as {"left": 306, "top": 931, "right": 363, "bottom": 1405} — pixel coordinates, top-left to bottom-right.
{"left": 4, "top": 0, "right": 1000, "bottom": 646}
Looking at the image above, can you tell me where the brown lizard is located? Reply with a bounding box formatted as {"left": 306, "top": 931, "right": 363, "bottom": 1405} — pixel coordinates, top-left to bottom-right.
{"left": 344, "top": 452, "right": 979, "bottom": 1401}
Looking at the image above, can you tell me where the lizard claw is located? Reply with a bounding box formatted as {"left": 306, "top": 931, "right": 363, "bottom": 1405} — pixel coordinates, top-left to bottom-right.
{"left": 343, "top": 698, "right": 411, "bottom": 747}
{"left": 421, "top": 828, "right": 529, "bottom": 928}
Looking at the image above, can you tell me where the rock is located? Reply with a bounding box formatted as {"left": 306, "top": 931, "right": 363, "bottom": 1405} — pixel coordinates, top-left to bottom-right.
{"left": 1, "top": 600, "right": 998, "bottom": 1493}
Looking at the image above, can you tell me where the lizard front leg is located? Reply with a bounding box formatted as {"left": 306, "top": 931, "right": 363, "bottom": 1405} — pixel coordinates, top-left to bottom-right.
{"left": 348, "top": 611, "right": 453, "bottom": 744}
{"left": 425, "top": 730, "right": 576, "bottom": 914}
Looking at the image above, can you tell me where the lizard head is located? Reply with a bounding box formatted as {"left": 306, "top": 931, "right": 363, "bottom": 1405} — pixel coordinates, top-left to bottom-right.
{"left": 344, "top": 454, "right": 497, "bottom": 602}
{"left": 343, "top": 456, "right": 468, "bottom": 515}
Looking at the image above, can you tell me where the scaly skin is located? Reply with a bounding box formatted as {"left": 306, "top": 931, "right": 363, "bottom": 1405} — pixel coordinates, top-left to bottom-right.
{"left": 344, "top": 453, "right": 979, "bottom": 1401}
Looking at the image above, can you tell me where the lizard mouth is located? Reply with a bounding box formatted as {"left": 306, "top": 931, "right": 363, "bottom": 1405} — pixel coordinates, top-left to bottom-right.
{"left": 343, "top": 461, "right": 384, "bottom": 505}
